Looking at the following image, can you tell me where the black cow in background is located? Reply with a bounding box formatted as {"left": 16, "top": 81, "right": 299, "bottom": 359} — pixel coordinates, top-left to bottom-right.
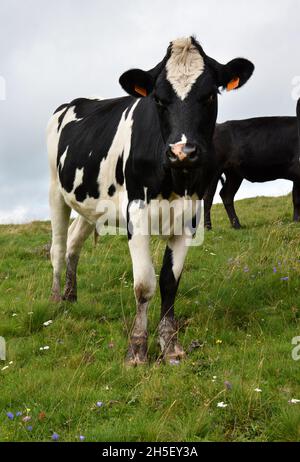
{"left": 204, "top": 99, "right": 300, "bottom": 229}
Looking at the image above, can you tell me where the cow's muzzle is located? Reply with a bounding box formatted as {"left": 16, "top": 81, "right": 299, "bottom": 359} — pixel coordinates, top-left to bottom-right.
{"left": 167, "top": 142, "right": 199, "bottom": 168}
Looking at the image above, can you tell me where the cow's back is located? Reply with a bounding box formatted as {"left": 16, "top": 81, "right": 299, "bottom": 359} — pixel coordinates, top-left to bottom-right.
{"left": 214, "top": 117, "right": 298, "bottom": 181}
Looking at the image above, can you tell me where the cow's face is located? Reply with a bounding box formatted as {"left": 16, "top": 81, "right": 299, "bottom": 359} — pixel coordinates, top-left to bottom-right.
{"left": 120, "top": 37, "right": 254, "bottom": 169}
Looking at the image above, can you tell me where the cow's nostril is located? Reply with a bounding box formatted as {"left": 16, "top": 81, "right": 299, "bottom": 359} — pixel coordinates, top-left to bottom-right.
{"left": 183, "top": 143, "right": 197, "bottom": 156}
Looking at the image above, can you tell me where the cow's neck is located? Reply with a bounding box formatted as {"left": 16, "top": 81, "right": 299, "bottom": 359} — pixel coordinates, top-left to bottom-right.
{"left": 169, "top": 168, "right": 201, "bottom": 198}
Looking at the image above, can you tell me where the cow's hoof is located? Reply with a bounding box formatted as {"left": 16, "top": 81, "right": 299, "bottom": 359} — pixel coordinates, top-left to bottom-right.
{"left": 125, "top": 334, "right": 148, "bottom": 366}
{"left": 163, "top": 342, "right": 186, "bottom": 363}
{"left": 50, "top": 293, "right": 62, "bottom": 303}
{"left": 125, "top": 354, "right": 148, "bottom": 367}
{"left": 62, "top": 292, "right": 77, "bottom": 302}
{"left": 204, "top": 223, "right": 212, "bottom": 231}
{"left": 232, "top": 220, "right": 242, "bottom": 230}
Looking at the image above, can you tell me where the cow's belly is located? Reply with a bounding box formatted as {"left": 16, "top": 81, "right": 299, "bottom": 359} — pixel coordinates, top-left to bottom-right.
{"left": 59, "top": 184, "right": 128, "bottom": 226}
{"left": 60, "top": 185, "right": 200, "bottom": 238}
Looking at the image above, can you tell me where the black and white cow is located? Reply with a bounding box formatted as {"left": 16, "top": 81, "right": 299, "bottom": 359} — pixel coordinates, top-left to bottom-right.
{"left": 48, "top": 37, "right": 254, "bottom": 364}
{"left": 204, "top": 102, "right": 300, "bottom": 229}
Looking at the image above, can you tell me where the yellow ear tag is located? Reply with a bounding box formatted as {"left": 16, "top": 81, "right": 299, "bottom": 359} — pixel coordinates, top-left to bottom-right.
{"left": 134, "top": 85, "right": 147, "bottom": 97}
{"left": 227, "top": 77, "right": 240, "bottom": 92}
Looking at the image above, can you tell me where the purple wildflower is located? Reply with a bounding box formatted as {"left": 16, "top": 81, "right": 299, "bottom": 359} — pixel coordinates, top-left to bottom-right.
{"left": 224, "top": 380, "right": 233, "bottom": 390}
{"left": 52, "top": 432, "right": 59, "bottom": 441}
{"left": 27, "top": 426, "right": 33, "bottom": 431}
{"left": 79, "top": 435, "right": 85, "bottom": 441}
{"left": 16, "top": 411, "right": 22, "bottom": 417}
{"left": 6, "top": 412, "right": 14, "bottom": 420}
{"left": 273, "top": 267, "right": 277, "bottom": 273}
{"left": 280, "top": 277, "right": 289, "bottom": 281}
{"left": 96, "top": 401, "right": 104, "bottom": 408}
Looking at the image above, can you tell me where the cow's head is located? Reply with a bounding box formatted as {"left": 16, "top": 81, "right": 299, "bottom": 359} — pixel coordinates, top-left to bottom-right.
{"left": 119, "top": 37, "right": 254, "bottom": 169}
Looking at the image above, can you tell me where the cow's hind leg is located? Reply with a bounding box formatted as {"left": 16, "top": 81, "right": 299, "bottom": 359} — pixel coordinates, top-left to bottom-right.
{"left": 292, "top": 181, "right": 300, "bottom": 222}
{"left": 49, "top": 183, "right": 71, "bottom": 301}
{"left": 63, "top": 215, "right": 95, "bottom": 301}
{"left": 219, "top": 170, "right": 243, "bottom": 229}
{"left": 158, "top": 234, "right": 190, "bottom": 362}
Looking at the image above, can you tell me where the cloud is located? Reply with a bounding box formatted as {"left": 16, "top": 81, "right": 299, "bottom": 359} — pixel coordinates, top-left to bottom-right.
{"left": 0, "top": 0, "right": 299, "bottom": 223}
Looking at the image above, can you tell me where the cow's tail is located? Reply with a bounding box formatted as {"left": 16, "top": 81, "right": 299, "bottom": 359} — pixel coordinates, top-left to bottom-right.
{"left": 297, "top": 98, "right": 300, "bottom": 143}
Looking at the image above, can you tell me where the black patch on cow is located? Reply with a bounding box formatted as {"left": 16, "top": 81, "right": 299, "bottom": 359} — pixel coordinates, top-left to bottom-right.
{"left": 108, "top": 184, "right": 116, "bottom": 196}
{"left": 57, "top": 96, "right": 135, "bottom": 202}
{"left": 57, "top": 106, "right": 70, "bottom": 132}
{"left": 54, "top": 103, "right": 69, "bottom": 114}
{"left": 116, "top": 153, "right": 124, "bottom": 186}
{"left": 159, "top": 246, "right": 180, "bottom": 320}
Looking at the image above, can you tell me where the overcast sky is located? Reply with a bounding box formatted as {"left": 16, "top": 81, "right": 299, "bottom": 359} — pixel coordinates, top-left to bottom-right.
{"left": 0, "top": 0, "right": 299, "bottom": 223}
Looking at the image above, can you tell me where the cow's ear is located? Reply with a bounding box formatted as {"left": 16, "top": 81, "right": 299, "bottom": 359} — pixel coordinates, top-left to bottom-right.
{"left": 219, "top": 58, "right": 254, "bottom": 92}
{"left": 119, "top": 69, "right": 154, "bottom": 98}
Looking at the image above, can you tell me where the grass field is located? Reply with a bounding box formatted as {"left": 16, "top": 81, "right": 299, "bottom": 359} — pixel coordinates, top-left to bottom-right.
{"left": 0, "top": 194, "right": 300, "bottom": 442}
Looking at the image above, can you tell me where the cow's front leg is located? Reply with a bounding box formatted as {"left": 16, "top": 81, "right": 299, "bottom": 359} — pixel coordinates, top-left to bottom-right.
{"left": 126, "top": 229, "right": 156, "bottom": 366}
{"left": 159, "top": 233, "right": 191, "bottom": 362}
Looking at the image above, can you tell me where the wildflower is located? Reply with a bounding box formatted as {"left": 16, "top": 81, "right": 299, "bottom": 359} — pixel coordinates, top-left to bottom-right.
{"left": 254, "top": 388, "right": 262, "bottom": 393}
{"left": 244, "top": 266, "right": 249, "bottom": 273}
{"left": 216, "top": 339, "right": 222, "bottom": 345}
{"left": 27, "top": 426, "right": 33, "bottom": 431}
{"left": 96, "top": 401, "right": 104, "bottom": 408}
{"left": 288, "top": 398, "right": 300, "bottom": 404}
{"left": 79, "top": 435, "right": 85, "bottom": 441}
{"left": 6, "top": 412, "right": 14, "bottom": 420}
{"left": 43, "top": 320, "right": 53, "bottom": 327}
{"left": 16, "top": 411, "right": 22, "bottom": 417}
{"left": 52, "top": 432, "right": 59, "bottom": 441}
{"left": 273, "top": 267, "right": 277, "bottom": 273}
{"left": 39, "top": 346, "right": 50, "bottom": 351}
{"left": 22, "top": 416, "right": 31, "bottom": 423}
{"left": 280, "top": 277, "right": 289, "bottom": 281}
{"left": 217, "top": 402, "right": 228, "bottom": 408}
{"left": 224, "top": 381, "right": 233, "bottom": 390}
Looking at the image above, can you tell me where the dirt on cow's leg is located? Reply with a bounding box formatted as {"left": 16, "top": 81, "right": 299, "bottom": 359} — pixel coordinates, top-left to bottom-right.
{"left": 158, "top": 317, "right": 185, "bottom": 362}
{"left": 51, "top": 274, "right": 62, "bottom": 302}
{"left": 126, "top": 299, "right": 149, "bottom": 366}
{"left": 62, "top": 254, "right": 79, "bottom": 302}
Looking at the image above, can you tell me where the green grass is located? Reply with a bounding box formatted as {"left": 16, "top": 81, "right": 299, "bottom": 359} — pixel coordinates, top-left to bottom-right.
{"left": 1, "top": 194, "right": 300, "bottom": 442}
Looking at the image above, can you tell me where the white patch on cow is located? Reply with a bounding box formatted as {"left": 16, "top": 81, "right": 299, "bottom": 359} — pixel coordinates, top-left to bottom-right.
{"left": 58, "top": 106, "right": 82, "bottom": 135}
{"left": 59, "top": 147, "right": 68, "bottom": 169}
{"left": 169, "top": 232, "right": 192, "bottom": 280}
{"left": 166, "top": 37, "right": 204, "bottom": 100}
{"left": 73, "top": 167, "right": 84, "bottom": 191}
{"left": 95, "top": 100, "right": 140, "bottom": 212}
{"left": 169, "top": 134, "right": 187, "bottom": 147}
